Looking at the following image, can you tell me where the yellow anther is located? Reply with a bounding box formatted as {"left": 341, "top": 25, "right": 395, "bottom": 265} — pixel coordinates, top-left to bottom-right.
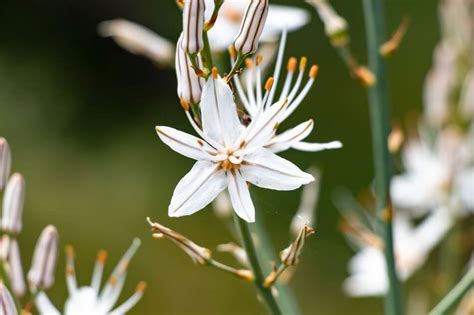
{"left": 299, "top": 57, "right": 308, "bottom": 71}
{"left": 265, "top": 77, "right": 274, "bottom": 91}
{"left": 287, "top": 57, "right": 297, "bottom": 72}
{"left": 309, "top": 65, "right": 319, "bottom": 79}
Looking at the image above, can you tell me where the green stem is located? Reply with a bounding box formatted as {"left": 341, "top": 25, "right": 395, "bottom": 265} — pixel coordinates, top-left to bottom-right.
{"left": 201, "top": 31, "right": 214, "bottom": 71}
{"left": 362, "top": 1, "right": 403, "bottom": 315}
{"left": 429, "top": 268, "right": 474, "bottom": 315}
{"left": 234, "top": 214, "right": 282, "bottom": 315}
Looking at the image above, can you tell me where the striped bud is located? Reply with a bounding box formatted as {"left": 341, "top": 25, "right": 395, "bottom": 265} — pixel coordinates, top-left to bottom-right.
{"left": 181, "top": 0, "right": 205, "bottom": 53}
{"left": 233, "top": 0, "right": 269, "bottom": 55}
{"left": 2, "top": 173, "right": 25, "bottom": 234}
{"left": 0, "top": 282, "right": 17, "bottom": 315}
{"left": 0, "top": 138, "right": 11, "bottom": 191}
{"left": 176, "top": 34, "right": 205, "bottom": 104}
{"left": 27, "top": 225, "right": 59, "bottom": 289}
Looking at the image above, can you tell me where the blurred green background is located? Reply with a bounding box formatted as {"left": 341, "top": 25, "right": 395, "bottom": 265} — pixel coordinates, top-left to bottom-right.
{"left": 0, "top": 0, "right": 439, "bottom": 314}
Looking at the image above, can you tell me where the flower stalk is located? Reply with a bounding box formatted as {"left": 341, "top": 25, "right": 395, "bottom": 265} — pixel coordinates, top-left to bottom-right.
{"left": 362, "top": 1, "right": 402, "bottom": 315}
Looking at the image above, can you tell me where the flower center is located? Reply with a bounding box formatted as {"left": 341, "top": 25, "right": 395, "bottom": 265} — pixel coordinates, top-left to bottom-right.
{"left": 219, "top": 153, "right": 242, "bottom": 172}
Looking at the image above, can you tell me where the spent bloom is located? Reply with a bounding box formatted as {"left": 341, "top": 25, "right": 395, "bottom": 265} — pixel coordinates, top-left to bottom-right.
{"left": 156, "top": 68, "right": 315, "bottom": 222}
{"left": 343, "top": 209, "right": 453, "bottom": 297}
{"left": 280, "top": 224, "right": 315, "bottom": 266}
{"left": 98, "top": 19, "right": 174, "bottom": 66}
{"left": 27, "top": 225, "right": 59, "bottom": 290}
{"left": 36, "top": 239, "right": 145, "bottom": 315}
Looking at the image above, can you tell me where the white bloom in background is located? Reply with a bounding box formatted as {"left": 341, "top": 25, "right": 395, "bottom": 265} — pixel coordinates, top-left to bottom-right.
{"left": 206, "top": 0, "right": 310, "bottom": 51}
{"left": 391, "top": 128, "right": 474, "bottom": 217}
{"left": 181, "top": 0, "right": 205, "bottom": 54}
{"left": 176, "top": 34, "right": 205, "bottom": 105}
{"left": 98, "top": 19, "right": 174, "bottom": 66}
{"left": 0, "top": 282, "right": 17, "bottom": 315}
{"left": 1, "top": 173, "right": 25, "bottom": 234}
{"left": 233, "top": 0, "right": 269, "bottom": 55}
{"left": 212, "top": 192, "right": 233, "bottom": 219}
{"left": 0, "top": 138, "right": 11, "bottom": 191}
{"left": 233, "top": 31, "right": 342, "bottom": 154}
{"left": 36, "top": 239, "right": 145, "bottom": 315}
{"left": 344, "top": 208, "right": 454, "bottom": 297}
{"left": 460, "top": 69, "right": 474, "bottom": 119}
{"left": 306, "top": 0, "right": 348, "bottom": 37}
{"left": 290, "top": 167, "right": 320, "bottom": 237}
{"left": 156, "top": 69, "right": 314, "bottom": 222}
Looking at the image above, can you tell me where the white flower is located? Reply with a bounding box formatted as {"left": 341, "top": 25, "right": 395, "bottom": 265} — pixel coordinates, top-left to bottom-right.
{"left": 390, "top": 128, "right": 474, "bottom": 217}
{"left": 36, "top": 239, "right": 145, "bottom": 315}
{"left": 343, "top": 208, "right": 454, "bottom": 297}
{"left": 206, "top": 0, "right": 310, "bottom": 51}
{"left": 156, "top": 70, "right": 314, "bottom": 222}
{"left": 98, "top": 19, "right": 174, "bottom": 66}
{"left": 233, "top": 31, "right": 342, "bottom": 154}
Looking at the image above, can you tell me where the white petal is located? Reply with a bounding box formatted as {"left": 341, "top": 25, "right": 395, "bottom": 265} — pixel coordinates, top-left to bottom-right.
{"left": 200, "top": 77, "right": 244, "bottom": 146}
{"left": 241, "top": 148, "right": 314, "bottom": 190}
{"left": 290, "top": 140, "right": 343, "bottom": 152}
{"left": 35, "top": 292, "right": 60, "bottom": 315}
{"left": 455, "top": 168, "right": 474, "bottom": 211}
{"left": 227, "top": 171, "right": 255, "bottom": 222}
{"left": 169, "top": 161, "right": 227, "bottom": 217}
{"left": 390, "top": 174, "right": 436, "bottom": 214}
{"left": 156, "top": 126, "right": 217, "bottom": 161}
{"left": 266, "top": 119, "right": 314, "bottom": 153}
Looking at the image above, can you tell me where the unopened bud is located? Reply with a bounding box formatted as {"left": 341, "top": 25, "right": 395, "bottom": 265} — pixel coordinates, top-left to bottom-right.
{"left": 0, "top": 282, "right": 17, "bottom": 315}
{"left": 0, "top": 138, "right": 11, "bottom": 191}
{"left": 233, "top": 0, "right": 269, "bottom": 55}
{"left": 147, "top": 218, "right": 211, "bottom": 265}
{"left": 8, "top": 239, "right": 26, "bottom": 297}
{"left": 353, "top": 66, "right": 376, "bottom": 87}
{"left": 176, "top": 34, "right": 205, "bottom": 104}
{"left": 235, "top": 269, "right": 254, "bottom": 281}
{"left": 2, "top": 173, "right": 25, "bottom": 234}
{"left": 280, "top": 224, "right": 315, "bottom": 266}
{"left": 27, "top": 225, "right": 59, "bottom": 289}
{"left": 181, "top": 0, "right": 205, "bottom": 53}
{"left": 307, "top": 0, "right": 348, "bottom": 39}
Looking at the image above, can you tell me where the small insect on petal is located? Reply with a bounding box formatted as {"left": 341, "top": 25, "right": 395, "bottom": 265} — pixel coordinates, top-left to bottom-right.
{"left": 27, "top": 225, "right": 59, "bottom": 289}
{"left": 233, "top": 0, "right": 269, "bottom": 55}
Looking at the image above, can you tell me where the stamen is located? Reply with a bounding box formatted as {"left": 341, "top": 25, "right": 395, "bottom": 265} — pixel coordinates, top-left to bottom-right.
{"left": 299, "top": 57, "right": 308, "bottom": 72}
{"left": 91, "top": 250, "right": 108, "bottom": 293}
{"left": 287, "top": 59, "right": 305, "bottom": 104}
{"left": 255, "top": 55, "right": 263, "bottom": 66}
{"left": 109, "top": 282, "right": 146, "bottom": 314}
{"left": 309, "top": 65, "right": 319, "bottom": 79}
{"left": 287, "top": 57, "right": 297, "bottom": 72}
{"left": 279, "top": 58, "right": 297, "bottom": 101}
{"left": 265, "top": 28, "right": 287, "bottom": 108}
{"left": 244, "top": 58, "right": 253, "bottom": 69}
{"left": 265, "top": 77, "right": 274, "bottom": 91}
{"left": 256, "top": 57, "right": 263, "bottom": 108}
{"left": 282, "top": 75, "right": 316, "bottom": 122}
{"left": 184, "top": 111, "right": 224, "bottom": 151}
{"left": 65, "top": 245, "right": 77, "bottom": 294}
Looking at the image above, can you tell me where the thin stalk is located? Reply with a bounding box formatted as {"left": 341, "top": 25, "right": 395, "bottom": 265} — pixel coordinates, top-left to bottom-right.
{"left": 362, "top": 1, "right": 403, "bottom": 315}
{"left": 429, "top": 268, "right": 474, "bottom": 315}
{"left": 234, "top": 214, "right": 282, "bottom": 315}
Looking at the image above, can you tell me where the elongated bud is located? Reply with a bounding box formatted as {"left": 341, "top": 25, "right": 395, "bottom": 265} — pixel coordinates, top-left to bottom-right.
{"left": 307, "top": 0, "right": 348, "bottom": 38}
{"left": 176, "top": 34, "right": 205, "bottom": 104}
{"left": 233, "top": 0, "right": 269, "bottom": 55}
{"left": 280, "top": 224, "right": 315, "bottom": 266}
{"left": 8, "top": 239, "right": 26, "bottom": 297}
{"left": 0, "top": 138, "right": 11, "bottom": 191}
{"left": 27, "top": 225, "right": 59, "bottom": 289}
{"left": 147, "top": 218, "right": 211, "bottom": 265}
{"left": 0, "top": 282, "right": 17, "bottom": 315}
{"left": 181, "top": 0, "right": 205, "bottom": 53}
{"left": 2, "top": 173, "right": 25, "bottom": 234}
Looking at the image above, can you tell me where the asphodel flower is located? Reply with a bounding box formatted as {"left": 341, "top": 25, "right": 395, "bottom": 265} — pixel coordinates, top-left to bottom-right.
{"left": 35, "top": 239, "right": 145, "bottom": 315}
{"left": 147, "top": 218, "right": 211, "bottom": 265}
{"left": 181, "top": 0, "right": 206, "bottom": 54}
{"left": 232, "top": 31, "right": 342, "bottom": 154}
{"left": 1, "top": 173, "right": 25, "bottom": 234}
{"left": 0, "top": 282, "right": 17, "bottom": 315}
{"left": 98, "top": 19, "right": 174, "bottom": 66}
{"left": 280, "top": 224, "right": 315, "bottom": 266}
{"left": 0, "top": 138, "right": 11, "bottom": 191}
{"left": 156, "top": 68, "right": 314, "bottom": 222}
{"left": 27, "top": 225, "right": 59, "bottom": 290}
{"left": 176, "top": 33, "right": 205, "bottom": 105}
{"left": 233, "top": 0, "right": 269, "bottom": 55}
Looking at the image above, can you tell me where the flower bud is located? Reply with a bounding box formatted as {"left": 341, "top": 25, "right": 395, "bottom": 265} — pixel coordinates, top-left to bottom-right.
{"left": 2, "top": 173, "right": 25, "bottom": 234}
{"left": 0, "top": 282, "right": 17, "bottom": 315}
{"left": 233, "top": 0, "right": 269, "bottom": 55}
{"left": 27, "top": 225, "right": 59, "bottom": 289}
{"left": 181, "top": 0, "right": 205, "bottom": 53}
{"left": 8, "top": 239, "right": 26, "bottom": 297}
{"left": 147, "top": 218, "right": 211, "bottom": 265}
{"left": 307, "top": 0, "right": 348, "bottom": 38}
{"left": 0, "top": 138, "right": 11, "bottom": 191}
{"left": 176, "top": 34, "right": 205, "bottom": 104}
{"left": 280, "top": 224, "right": 314, "bottom": 266}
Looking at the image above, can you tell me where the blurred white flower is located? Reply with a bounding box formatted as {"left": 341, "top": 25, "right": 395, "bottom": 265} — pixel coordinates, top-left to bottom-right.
{"left": 36, "top": 239, "right": 145, "bottom": 315}
{"left": 0, "top": 138, "right": 11, "bottom": 191}
{"left": 0, "top": 282, "right": 17, "bottom": 315}
{"left": 460, "top": 69, "right": 474, "bottom": 119}
{"left": 391, "top": 128, "right": 474, "bottom": 217}
{"left": 156, "top": 70, "right": 314, "bottom": 222}
{"left": 233, "top": 31, "right": 342, "bottom": 154}
{"left": 212, "top": 192, "right": 233, "bottom": 219}
{"left": 98, "top": 19, "right": 174, "bottom": 66}
{"left": 206, "top": 0, "right": 310, "bottom": 51}
{"left": 1, "top": 173, "right": 25, "bottom": 234}
{"left": 344, "top": 208, "right": 453, "bottom": 297}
